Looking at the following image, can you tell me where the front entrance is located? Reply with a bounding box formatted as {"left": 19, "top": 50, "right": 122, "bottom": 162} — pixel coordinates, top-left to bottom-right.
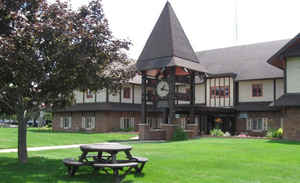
{"left": 198, "top": 114, "right": 236, "bottom": 135}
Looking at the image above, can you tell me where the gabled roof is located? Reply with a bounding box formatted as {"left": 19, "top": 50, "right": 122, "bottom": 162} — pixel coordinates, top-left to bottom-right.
{"left": 267, "top": 33, "right": 300, "bottom": 69}
{"left": 196, "top": 40, "right": 288, "bottom": 81}
{"left": 136, "top": 2, "right": 207, "bottom": 73}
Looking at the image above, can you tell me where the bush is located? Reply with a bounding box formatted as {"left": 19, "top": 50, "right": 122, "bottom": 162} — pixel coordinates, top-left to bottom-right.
{"left": 266, "top": 128, "right": 283, "bottom": 138}
{"left": 210, "top": 129, "right": 224, "bottom": 136}
{"left": 120, "top": 128, "right": 134, "bottom": 132}
{"left": 172, "top": 128, "right": 188, "bottom": 141}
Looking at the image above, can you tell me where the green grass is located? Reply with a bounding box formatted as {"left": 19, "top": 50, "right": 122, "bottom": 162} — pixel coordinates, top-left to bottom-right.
{"left": 1, "top": 138, "right": 300, "bottom": 182}
{"left": 0, "top": 128, "right": 136, "bottom": 149}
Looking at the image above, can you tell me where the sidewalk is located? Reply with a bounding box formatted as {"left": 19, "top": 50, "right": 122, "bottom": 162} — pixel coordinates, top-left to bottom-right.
{"left": 0, "top": 136, "right": 167, "bottom": 153}
{"left": 0, "top": 144, "right": 84, "bottom": 153}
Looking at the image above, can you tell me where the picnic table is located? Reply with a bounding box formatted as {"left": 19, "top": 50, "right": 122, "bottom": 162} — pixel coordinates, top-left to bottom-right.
{"left": 63, "top": 143, "right": 148, "bottom": 181}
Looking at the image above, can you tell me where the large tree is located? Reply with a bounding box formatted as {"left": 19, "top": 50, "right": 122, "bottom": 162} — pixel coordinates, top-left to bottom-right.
{"left": 0, "top": 0, "right": 131, "bottom": 163}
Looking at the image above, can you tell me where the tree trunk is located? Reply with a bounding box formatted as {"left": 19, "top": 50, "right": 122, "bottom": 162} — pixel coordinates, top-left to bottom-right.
{"left": 17, "top": 112, "right": 28, "bottom": 163}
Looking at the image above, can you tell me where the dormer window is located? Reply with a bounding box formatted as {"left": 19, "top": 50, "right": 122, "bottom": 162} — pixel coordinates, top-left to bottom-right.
{"left": 252, "top": 84, "right": 263, "bottom": 97}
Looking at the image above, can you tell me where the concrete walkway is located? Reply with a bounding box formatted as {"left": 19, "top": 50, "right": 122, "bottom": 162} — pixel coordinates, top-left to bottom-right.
{"left": 0, "top": 144, "right": 84, "bottom": 153}
{"left": 0, "top": 136, "right": 167, "bottom": 153}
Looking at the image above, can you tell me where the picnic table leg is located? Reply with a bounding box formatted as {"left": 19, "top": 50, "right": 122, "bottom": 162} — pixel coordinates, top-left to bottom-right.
{"left": 125, "top": 150, "right": 133, "bottom": 160}
{"left": 97, "top": 151, "right": 102, "bottom": 160}
{"left": 111, "top": 152, "right": 117, "bottom": 163}
{"left": 79, "top": 151, "right": 88, "bottom": 162}
{"left": 113, "top": 168, "right": 120, "bottom": 183}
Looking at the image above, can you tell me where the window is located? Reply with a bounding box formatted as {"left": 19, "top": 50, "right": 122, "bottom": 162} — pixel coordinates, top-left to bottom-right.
{"left": 82, "top": 116, "right": 95, "bottom": 130}
{"left": 60, "top": 116, "right": 71, "bottom": 129}
{"left": 246, "top": 118, "right": 268, "bottom": 131}
{"left": 252, "top": 84, "right": 263, "bottom": 97}
{"left": 86, "top": 89, "right": 93, "bottom": 98}
{"left": 147, "top": 117, "right": 161, "bottom": 129}
{"left": 123, "top": 87, "right": 131, "bottom": 99}
{"left": 210, "top": 86, "right": 230, "bottom": 98}
{"left": 120, "top": 117, "right": 134, "bottom": 129}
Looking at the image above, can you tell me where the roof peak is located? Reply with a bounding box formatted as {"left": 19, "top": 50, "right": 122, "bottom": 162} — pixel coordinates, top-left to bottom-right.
{"left": 136, "top": 1, "right": 206, "bottom": 72}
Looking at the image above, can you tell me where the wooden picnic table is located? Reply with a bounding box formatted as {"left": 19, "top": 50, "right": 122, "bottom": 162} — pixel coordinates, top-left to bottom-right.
{"left": 63, "top": 143, "right": 148, "bottom": 182}
{"left": 79, "top": 143, "right": 133, "bottom": 164}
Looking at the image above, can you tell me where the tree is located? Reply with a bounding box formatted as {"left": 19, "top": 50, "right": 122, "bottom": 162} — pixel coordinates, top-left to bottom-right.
{"left": 0, "top": 0, "right": 131, "bottom": 163}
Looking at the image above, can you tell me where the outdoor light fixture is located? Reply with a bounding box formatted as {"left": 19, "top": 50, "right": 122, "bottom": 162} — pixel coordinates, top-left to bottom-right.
{"left": 215, "top": 118, "right": 223, "bottom": 123}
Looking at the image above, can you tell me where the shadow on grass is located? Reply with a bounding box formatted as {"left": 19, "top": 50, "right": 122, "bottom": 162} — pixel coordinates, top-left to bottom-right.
{"left": 267, "top": 139, "right": 300, "bottom": 145}
{"left": 0, "top": 156, "right": 138, "bottom": 183}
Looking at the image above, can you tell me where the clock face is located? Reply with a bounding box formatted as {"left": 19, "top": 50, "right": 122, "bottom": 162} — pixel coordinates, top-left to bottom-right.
{"left": 156, "top": 81, "right": 169, "bottom": 98}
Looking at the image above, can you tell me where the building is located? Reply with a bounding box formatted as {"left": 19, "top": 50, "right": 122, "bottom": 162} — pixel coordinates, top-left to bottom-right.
{"left": 53, "top": 2, "right": 300, "bottom": 140}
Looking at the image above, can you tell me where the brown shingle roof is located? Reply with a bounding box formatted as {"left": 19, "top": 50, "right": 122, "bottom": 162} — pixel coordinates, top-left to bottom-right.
{"left": 273, "top": 93, "right": 300, "bottom": 107}
{"left": 136, "top": 2, "right": 207, "bottom": 73}
{"left": 196, "top": 40, "right": 288, "bottom": 81}
{"left": 235, "top": 102, "right": 278, "bottom": 112}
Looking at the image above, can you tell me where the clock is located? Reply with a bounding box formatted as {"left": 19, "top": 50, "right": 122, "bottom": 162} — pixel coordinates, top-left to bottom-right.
{"left": 156, "top": 80, "right": 169, "bottom": 98}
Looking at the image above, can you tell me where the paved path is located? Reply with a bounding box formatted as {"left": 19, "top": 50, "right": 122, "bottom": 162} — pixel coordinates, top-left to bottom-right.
{"left": 0, "top": 136, "right": 167, "bottom": 153}
{"left": 0, "top": 144, "right": 84, "bottom": 153}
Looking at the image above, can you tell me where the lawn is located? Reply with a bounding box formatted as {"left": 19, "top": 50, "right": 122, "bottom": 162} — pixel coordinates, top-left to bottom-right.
{"left": 1, "top": 138, "right": 300, "bottom": 183}
{"left": 0, "top": 128, "right": 136, "bottom": 149}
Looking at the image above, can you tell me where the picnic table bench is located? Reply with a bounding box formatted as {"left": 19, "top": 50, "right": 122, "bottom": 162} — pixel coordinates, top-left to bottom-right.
{"left": 62, "top": 143, "right": 148, "bottom": 181}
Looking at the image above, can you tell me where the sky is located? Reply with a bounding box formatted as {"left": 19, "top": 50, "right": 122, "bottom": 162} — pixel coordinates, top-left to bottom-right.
{"left": 64, "top": 0, "right": 300, "bottom": 60}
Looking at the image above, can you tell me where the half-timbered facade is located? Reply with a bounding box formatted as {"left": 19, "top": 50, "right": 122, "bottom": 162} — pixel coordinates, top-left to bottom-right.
{"left": 53, "top": 2, "right": 300, "bottom": 140}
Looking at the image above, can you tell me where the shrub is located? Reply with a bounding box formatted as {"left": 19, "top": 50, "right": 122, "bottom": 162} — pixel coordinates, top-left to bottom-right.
{"left": 266, "top": 128, "right": 283, "bottom": 138}
{"left": 172, "top": 128, "right": 188, "bottom": 141}
{"left": 210, "top": 129, "right": 224, "bottom": 136}
{"left": 120, "top": 128, "right": 134, "bottom": 132}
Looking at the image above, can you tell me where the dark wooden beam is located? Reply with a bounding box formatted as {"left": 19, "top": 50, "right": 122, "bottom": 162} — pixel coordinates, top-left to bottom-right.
{"left": 284, "top": 57, "right": 287, "bottom": 94}
{"left": 190, "top": 72, "right": 195, "bottom": 122}
{"left": 132, "top": 85, "right": 135, "bottom": 104}
{"left": 228, "top": 77, "right": 231, "bottom": 106}
{"left": 214, "top": 78, "right": 216, "bottom": 107}
{"left": 106, "top": 88, "right": 109, "bottom": 103}
{"left": 274, "top": 79, "right": 277, "bottom": 102}
{"left": 209, "top": 79, "right": 211, "bottom": 106}
{"left": 83, "top": 90, "right": 85, "bottom": 104}
{"left": 223, "top": 77, "right": 225, "bottom": 106}
{"left": 119, "top": 88, "right": 122, "bottom": 104}
{"left": 168, "top": 67, "right": 176, "bottom": 124}
{"left": 141, "top": 72, "right": 147, "bottom": 124}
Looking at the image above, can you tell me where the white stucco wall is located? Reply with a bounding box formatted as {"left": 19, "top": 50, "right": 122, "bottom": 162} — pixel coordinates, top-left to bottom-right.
{"left": 96, "top": 89, "right": 106, "bottom": 103}
{"left": 287, "top": 57, "right": 300, "bottom": 93}
{"left": 134, "top": 85, "right": 142, "bottom": 104}
{"left": 206, "top": 77, "right": 234, "bottom": 107}
{"left": 239, "top": 80, "right": 274, "bottom": 102}
{"left": 195, "top": 84, "right": 205, "bottom": 104}
{"left": 74, "top": 90, "right": 83, "bottom": 104}
{"left": 276, "top": 79, "right": 284, "bottom": 99}
{"left": 109, "top": 89, "right": 120, "bottom": 103}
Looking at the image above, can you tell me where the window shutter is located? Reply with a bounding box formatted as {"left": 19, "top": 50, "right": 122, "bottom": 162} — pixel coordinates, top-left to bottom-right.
{"left": 60, "top": 117, "right": 63, "bottom": 129}
{"left": 82, "top": 117, "right": 86, "bottom": 129}
{"left": 130, "top": 117, "right": 135, "bottom": 128}
{"left": 92, "top": 117, "right": 96, "bottom": 129}
{"left": 68, "top": 117, "right": 72, "bottom": 129}
{"left": 120, "top": 117, "right": 124, "bottom": 129}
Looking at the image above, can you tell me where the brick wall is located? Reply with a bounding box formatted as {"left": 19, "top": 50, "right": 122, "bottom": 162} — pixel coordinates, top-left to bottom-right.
{"left": 236, "top": 111, "right": 282, "bottom": 136}
{"left": 53, "top": 111, "right": 143, "bottom": 133}
{"left": 282, "top": 107, "right": 300, "bottom": 140}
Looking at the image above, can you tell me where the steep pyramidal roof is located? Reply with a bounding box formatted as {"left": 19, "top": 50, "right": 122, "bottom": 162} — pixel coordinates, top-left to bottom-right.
{"left": 136, "top": 2, "right": 207, "bottom": 72}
